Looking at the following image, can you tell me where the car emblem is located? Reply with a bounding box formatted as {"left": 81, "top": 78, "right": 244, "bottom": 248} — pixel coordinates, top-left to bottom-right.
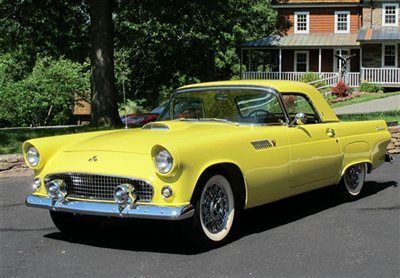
{"left": 88, "top": 156, "right": 98, "bottom": 162}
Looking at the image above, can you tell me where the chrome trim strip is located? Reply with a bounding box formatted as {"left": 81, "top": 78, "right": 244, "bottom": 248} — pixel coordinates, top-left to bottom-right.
{"left": 25, "top": 195, "right": 194, "bottom": 220}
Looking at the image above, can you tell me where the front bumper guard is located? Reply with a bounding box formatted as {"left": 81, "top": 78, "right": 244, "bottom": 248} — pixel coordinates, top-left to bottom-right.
{"left": 26, "top": 195, "right": 194, "bottom": 220}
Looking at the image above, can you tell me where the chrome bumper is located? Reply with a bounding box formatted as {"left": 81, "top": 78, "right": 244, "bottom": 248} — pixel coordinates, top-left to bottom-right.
{"left": 26, "top": 195, "right": 194, "bottom": 220}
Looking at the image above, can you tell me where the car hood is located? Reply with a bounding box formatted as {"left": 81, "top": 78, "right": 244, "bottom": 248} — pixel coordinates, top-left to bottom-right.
{"left": 63, "top": 121, "right": 245, "bottom": 154}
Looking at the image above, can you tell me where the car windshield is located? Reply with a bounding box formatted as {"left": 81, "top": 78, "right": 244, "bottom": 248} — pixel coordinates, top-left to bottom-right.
{"left": 163, "top": 88, "right": 287, "bottom": 125}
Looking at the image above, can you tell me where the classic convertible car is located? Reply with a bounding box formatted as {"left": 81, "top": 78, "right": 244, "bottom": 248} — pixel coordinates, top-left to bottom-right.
{"left": 24, "top": 80, "right": 392, "bottom": 245}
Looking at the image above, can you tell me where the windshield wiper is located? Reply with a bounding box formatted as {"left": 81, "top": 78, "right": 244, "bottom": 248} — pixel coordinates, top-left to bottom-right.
{"left": 177, "top": 118, "right": 240, "bottom": 126}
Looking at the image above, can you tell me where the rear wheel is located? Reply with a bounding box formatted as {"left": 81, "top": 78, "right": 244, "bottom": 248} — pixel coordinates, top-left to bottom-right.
{"left": 340, "top": 163, "right": 366, "bottom": 199}
{"left": 191, "top": 174, "right": 238, "bottom": 246}
{"left": 50, "top": 211, "right": 102, "bottom": 236}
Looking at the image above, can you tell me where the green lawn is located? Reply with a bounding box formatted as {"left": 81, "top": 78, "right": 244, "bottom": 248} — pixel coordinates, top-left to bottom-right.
{"left": 330, "top": 91, "right": 400, "bottom": 108}
{"left": 0, "top": 126, "right": 113, "bottom": 155}
{"left": 337, "top": 110, "right": 400, "bottom": 123}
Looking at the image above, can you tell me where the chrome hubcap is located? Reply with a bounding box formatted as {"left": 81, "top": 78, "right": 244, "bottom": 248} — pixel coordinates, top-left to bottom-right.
{"left": 201, "top": 184, "right": 229, "bottom": 234}
{"left": 344, "top": 165, "right": 362, "bottom": 190}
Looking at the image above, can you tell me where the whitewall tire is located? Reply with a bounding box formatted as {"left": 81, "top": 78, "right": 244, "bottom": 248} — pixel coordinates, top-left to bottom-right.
{"left": 192, "top": 174, "right": 237, "bottom": 245}
{"left": 341, "top": 163, "right": 366, "bottom": 197}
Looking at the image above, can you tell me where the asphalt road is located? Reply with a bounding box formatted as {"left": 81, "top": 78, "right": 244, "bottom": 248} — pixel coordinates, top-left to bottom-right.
{"left": 1, "top": 159, "right": 399, "bottom": 278}
{"left": 333, "top": 95, "right": 400, "bottom": 115}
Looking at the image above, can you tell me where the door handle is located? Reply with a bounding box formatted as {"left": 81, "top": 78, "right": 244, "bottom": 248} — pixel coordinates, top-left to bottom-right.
{"left": 326, "top": 128, "right": 336, "bottom": 137}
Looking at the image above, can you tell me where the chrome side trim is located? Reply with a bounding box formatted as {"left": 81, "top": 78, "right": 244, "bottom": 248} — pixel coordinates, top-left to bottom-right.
{"left": 25, "top": 195, "right": 194, "bottom": 220}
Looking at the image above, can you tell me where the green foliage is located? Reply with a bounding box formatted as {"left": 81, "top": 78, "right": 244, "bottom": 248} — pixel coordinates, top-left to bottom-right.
{"left": 114, "top": 0, "right": 277, "bottom": 106}
{"left": 118, "top": 99, "right": 148, "bottom": 117}
{"left": 359, "top": 82, "right": 384, "bottom": 93}
{"left": 0, "top": 56, "right": 90, "bottom": 127}
{"left": 0, "top": 0, "right": 277, "bottom": 124}
{"left": 299, "top": 72, "right": 326, "bottom": 89}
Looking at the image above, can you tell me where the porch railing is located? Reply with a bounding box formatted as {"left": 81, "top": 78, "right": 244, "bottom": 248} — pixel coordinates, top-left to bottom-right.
{"left": 361, "top": 68, "right": 400, "bottom": 85}
{"left": 242, "top": 71, "right": 338, "bottom": 81}
{"left": 347, "top": 72, "right": 360, "bottom": 87}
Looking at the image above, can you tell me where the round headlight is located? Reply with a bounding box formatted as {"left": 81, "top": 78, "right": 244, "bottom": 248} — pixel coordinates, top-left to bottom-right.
{"left": 26, "top": 146, "right": 40, "bottom": 167}
{"left": 154, "top": 149, "right": 173, "bottom": 174}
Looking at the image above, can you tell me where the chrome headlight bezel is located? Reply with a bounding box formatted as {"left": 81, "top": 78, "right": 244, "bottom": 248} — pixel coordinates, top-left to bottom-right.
{"left": 26, "top": 146, "right": 40, "bottom": 167}
{"left": 154, "top": 148, "right": 174, "bottom": 174}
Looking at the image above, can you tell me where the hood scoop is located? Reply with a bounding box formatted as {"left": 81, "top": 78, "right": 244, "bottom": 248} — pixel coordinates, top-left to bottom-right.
{"left": 142, "top": 122, "right": 170, "bottom": 130}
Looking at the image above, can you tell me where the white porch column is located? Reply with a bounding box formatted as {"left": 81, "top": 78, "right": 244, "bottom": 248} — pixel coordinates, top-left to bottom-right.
{"left": 318, "top": 49, "right": 322, "bottom": 73}
{"left": 279, "top": 48, "right": 282, "bottom": 79}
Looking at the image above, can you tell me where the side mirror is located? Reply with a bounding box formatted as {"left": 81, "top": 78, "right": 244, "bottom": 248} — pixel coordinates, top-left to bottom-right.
{"left": 289, "top": 112, "right": 307, "bottom": 126}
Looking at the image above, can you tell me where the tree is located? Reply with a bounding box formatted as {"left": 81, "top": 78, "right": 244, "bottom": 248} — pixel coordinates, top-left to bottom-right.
{"left": 114, "top": 0, "right": 277, "bottom": 106}
{"left": 88, "top": 0, "right": 121, "bottom": 127}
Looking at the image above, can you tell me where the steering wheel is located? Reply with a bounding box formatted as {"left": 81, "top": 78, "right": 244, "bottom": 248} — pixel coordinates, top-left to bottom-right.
{"left": 248, "top": 110, "right": 269, "bottom": 118}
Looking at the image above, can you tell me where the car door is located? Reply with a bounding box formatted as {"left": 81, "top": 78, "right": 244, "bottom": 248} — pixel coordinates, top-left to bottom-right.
{"left": 282, "top": 94, "right": 342, "bottom": 188}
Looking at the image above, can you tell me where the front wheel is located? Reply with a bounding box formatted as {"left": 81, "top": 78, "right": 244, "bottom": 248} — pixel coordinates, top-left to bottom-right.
{"left": 340, "top": 163, "right": 366, "bottom": 199}
{"left": 192, "top": 174, "right": 238, "bottom": 246}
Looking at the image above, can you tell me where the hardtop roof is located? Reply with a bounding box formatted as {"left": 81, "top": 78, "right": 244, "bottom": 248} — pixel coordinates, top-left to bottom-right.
{"left": 178, "top": 80, "right": 339, "bottom": 123}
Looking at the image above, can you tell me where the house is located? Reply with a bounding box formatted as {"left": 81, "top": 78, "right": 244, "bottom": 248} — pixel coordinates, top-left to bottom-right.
{"left": 241, "top": 0, "right": 400, "bottom": 88}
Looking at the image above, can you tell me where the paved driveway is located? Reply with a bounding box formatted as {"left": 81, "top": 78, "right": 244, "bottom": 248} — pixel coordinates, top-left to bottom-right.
{"left": 334, "top": 95, "right": 400, "bottom": 114}
{"left": 1, "top": 159, "right": 399, "bottom": 278}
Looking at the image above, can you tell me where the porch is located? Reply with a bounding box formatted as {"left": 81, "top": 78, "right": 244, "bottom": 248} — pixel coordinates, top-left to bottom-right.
{"left": 241, "top": 32, "right": 400, "bottom": 89}
{"left": 241, "top": 68, "right": 400, "bottom": 88}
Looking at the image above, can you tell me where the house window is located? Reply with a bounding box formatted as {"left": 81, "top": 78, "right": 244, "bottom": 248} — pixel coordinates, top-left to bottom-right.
{"left": 382, "top": 44, "right": 398, "bottom": 67}
{"left": 335, "top": 11, "right": 350, "bottom": 33}
{"left": 294, "top": 51, "right": 309, "bottom": 72}
{"left": 295, "top": 12, "right": 309, "bottom": 34}
{"left": 382, "top": 3, "right": 399, "bottom": 26}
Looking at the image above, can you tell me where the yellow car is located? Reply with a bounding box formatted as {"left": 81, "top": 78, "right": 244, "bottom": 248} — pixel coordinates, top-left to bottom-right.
{"left": 24, "top": 80, "right": 392, "bottom": 245}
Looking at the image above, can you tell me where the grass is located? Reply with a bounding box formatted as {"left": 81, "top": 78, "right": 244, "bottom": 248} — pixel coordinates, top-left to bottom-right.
{"left": 337, "top": 110, "right": 400, "bottom": 123}
{"left": 330, "top": 91, "right": 400, "bottom": 108}
{"left": 0, "top": 126, "right": 113, "bottom": 155}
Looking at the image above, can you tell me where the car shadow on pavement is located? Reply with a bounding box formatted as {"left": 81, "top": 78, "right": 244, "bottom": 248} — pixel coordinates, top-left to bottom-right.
{"left": 44, "top": 180, "right": 397, "bottom": 255}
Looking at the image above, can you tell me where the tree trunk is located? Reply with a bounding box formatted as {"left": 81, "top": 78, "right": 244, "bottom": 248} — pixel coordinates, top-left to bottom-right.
{"left": 88, "top": 0, "right": 121, "bottom": 127}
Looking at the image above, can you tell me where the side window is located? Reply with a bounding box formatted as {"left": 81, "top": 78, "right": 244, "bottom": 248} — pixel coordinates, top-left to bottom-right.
{"left": 282, "top": 94, "right": 321, "bottom": 124}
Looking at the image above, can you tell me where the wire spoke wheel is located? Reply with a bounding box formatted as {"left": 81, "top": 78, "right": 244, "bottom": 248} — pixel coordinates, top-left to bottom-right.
{"left": 199, "top": 175, "right": 235, "bottom": 242}
{"left": 343, "top": 163, "right": 366, "bottom": 196}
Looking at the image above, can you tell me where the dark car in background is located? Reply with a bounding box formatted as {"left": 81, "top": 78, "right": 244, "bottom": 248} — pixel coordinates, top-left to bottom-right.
{"left": 121, "top": 103, "right": 167, "bottom": 127}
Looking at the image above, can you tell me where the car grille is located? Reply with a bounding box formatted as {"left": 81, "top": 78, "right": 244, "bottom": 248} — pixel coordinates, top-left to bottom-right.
{"left": 45, "top": 173, "right": 154, "bottom": 202}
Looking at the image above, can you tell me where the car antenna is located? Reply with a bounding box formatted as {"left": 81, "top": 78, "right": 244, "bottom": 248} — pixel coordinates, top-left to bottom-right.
{"left": 123, "top": 79, "right": 128, "bottom": 130}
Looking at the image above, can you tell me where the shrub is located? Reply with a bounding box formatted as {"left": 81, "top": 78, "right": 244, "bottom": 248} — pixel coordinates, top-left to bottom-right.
{"left": 0, "top": 56, "right": 90, "bottom": 127}
{"left": 299, "top": 72, "right": 327, "bottom": 89}
{"left": 331, "top": 81, "right": 350, "bottom": 98}
{"left": 359, "top": 82, "right": 384, "bottom": 93}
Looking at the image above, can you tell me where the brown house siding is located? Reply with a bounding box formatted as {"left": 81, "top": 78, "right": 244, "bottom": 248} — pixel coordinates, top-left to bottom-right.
{"left": 279, "top": 7, "right": 361, "bottom": 34}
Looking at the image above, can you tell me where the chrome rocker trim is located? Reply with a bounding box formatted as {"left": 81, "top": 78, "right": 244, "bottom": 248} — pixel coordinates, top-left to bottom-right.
{"left": 26, "top": 195, "right": 194, "bottom": 220}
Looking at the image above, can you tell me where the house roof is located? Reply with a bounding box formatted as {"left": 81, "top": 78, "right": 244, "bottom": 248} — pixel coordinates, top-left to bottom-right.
{"left": 357, "top": 27, "right": 400, "bottom": 42}
{"left": 273, "top": 0, "right": 359, "bottom": 3}
{"left": 242, "top": 33, "right": 359, "bottom": 48}
{"left": 272, "top": 0, "right": 361, "bottom": 8}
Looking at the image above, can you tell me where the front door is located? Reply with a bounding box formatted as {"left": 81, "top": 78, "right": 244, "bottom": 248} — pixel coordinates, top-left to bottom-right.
{"left": 334, "top": 48, "right": 351, "bottom": 73}
{"left": 282, "top": 94, "right": 342, "bottom": 188}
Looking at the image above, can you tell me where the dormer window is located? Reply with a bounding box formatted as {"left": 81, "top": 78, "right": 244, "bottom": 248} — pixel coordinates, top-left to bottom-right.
{"left": 335, "top": 11, "right": 350, "bottom": 33}
{"left": 294, "top": 12, "right": 309, "bottom": 34}
{"left": 382, "top": 3, "right": 399, "bottom": 26}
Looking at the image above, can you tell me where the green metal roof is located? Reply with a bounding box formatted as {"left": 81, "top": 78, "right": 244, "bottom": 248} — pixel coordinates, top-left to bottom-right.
{"left": 357, "top": 27, "right": 400, "bottom": 42}
{"left": 243, "top": 33, "right": 359, "bottom": 48}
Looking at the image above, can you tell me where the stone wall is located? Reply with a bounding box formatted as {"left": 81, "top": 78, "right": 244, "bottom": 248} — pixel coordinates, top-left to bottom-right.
{"left": 0, "top": 154, "right": 33, "bottom": 178}
{"left": 387, "top": 126, "right": 400, "bottom": 154}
